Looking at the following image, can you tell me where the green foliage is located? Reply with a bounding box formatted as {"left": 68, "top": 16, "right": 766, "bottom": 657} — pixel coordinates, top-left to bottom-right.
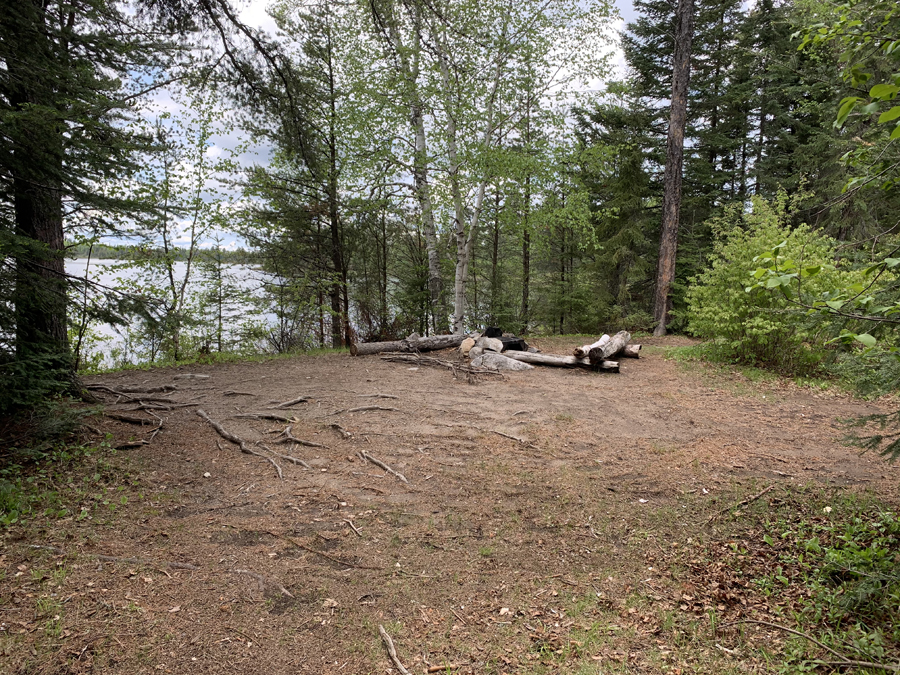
{"left": 686, "top": 194, "right": 844, "bottom": 375}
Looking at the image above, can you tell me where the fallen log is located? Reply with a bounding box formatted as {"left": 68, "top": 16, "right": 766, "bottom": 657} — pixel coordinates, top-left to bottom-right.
{"left": 502, "top": 351, "right": 619, "bottom": 373}
{"left": 574, "top": 335, "right": 609, "bottom": 359}
{"left": 622, "top": 344, "right": 641, "bottom": 358}
{"left": 589, "top": 330, "right": 631, "bottom": 363}
{"left": 351, "top": 333, "right": 467, "bottom": 356}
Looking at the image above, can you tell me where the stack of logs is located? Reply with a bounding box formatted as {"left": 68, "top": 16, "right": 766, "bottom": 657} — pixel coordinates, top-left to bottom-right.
{"left": 499, "top": 331, "right": 639, "bottom": 373}
{"left": 351, "top": 330, "right": 640, "bottom": 374}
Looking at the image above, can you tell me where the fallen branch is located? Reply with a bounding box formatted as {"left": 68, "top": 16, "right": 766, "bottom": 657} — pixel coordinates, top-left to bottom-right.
{"left": 378, "top": 625, "right": 413, "bottom": 675}
{"left": 197, "top": 409, "right": 283, "bottom": 480}
{"left": 269, "top": 396, "right": 310, "bottom": 409}
{"left": 275, "top": 425, "right": 327, "bottom": 448}
{"left": 87, "top": 384, "right": 178, "bottom": 394}
{"left": 359, "top": 450, "right": 409, "bottom": 484}
{"left": 230, "top": 569, "right": 294, "bottom": 598}
{"left": 344, "top": 519, "right": 362, "bottom": 537}
{"left": 223, "top": 390, "right": 255, "bottom": 397}
{"left": 356, "top": 393, "right": 399, "bottom": 399}
{"left": 348, "top": 405, "right": 400, "bottom": 413}
{"left": 707, "top": 485, "right": 775, "bottom": 524}
{"left": 87, "top": 385, "right": 178, "bottom": 403}
{"left": 719, "top": 620, "right": 900, "bottom": 671}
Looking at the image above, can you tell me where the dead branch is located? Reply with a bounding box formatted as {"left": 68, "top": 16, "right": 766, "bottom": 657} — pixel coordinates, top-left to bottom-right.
{"left": 257, "top": 443, "right": 311, "bottom": 469}
{"left": 197, "top": 409, "right": 283, "bottom": 480}
{"left": 427, "top": 666, "right": 465, "bottom": 673}
{"left": 359, "top": 450, "right": 408, "bottom": 484}
{"left": 344, "top": 519, "right": 362, "bottom": 537}
{"left": 274, "top": 425, "right": 327, "bottom": 448}
{"left": 348, "top": 405, "right": 400, "bottom": 413}
{"left": 378, "top": 625, "right": 413, "bottom": 675}
{"left": 269, "top": 396, "right": 310, "bottom": 409}
{"left": 230, "top": 569, "right": 294, "bottom": 598}
{"left": 88, "top": 384, "right": 178, "bottom": 394}
{"left": 719, "top": 619, "right": 865, "bottom": 666}
{"left": 706, "top": 485, "right": 775, "bottom": 524}
{"left": 329, "top": 423, "right": 352, "bottom": 439}
{"left": 115, "top": 440, "right": 148, "bottom": 449}
{"left": 223, "top": 390, "right": 255, "bottom": 396}
{"left": 356, "top": 393, "right": 399, "bottom": 399}
{"left": 28, "top": 545, "right": 198, "bottom": 570}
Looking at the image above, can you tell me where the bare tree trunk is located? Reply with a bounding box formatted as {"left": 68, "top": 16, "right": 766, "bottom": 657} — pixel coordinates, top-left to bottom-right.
{"left": 652, "top": 0, "right": 694, "bottom": 337}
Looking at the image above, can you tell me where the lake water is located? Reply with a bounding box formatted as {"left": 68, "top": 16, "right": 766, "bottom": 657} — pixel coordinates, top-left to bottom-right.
{"left": 65, "top": 259, "right": 269, "bottom": 367}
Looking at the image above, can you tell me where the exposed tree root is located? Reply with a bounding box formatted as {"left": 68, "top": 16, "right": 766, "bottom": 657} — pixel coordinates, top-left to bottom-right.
{"left": 379, "top": 625, "right": 413, "bottom": 675}
{"left": 274, "top": 425, "right": 327, "bottom": 448}
{"left": 359, "top": 450, "right": 408, "bottom": 484}
{"left": 28, "top": 545, "right": 197, "bottom": 570}
{"left": 197, "top": 409, "right": 283, "bottom": 480}
{"left": 269, "top": 395, "right": 310, "bottom": 409}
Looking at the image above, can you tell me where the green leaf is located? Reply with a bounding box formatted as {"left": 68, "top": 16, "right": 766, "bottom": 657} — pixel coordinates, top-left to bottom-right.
{"left": 878, "top": 106, "right": 900, "bottom": 123}
{"left": 869, "top": 83, "right": 899, "bottom": 100}
{"left": 892, "top": 123, "right": 900, "bottom": 140}
{"left": 854, "top": 333, "right": 877, "bottom": 347}
{"left": 825, "top": 300, "right": 845, "bottom": 310}
{"left": 884, "top": 258, "right": 900, "bottom": 268}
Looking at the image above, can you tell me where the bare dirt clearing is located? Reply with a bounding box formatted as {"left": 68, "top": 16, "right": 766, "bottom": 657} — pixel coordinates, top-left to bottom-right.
{"left": 2, "top": 336, "right": 898, "bottom": 674}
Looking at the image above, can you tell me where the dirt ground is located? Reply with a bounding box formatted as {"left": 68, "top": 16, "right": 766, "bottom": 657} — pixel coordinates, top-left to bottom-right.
{"left": 2, "top": 336, "right": 898, "bottom": 674}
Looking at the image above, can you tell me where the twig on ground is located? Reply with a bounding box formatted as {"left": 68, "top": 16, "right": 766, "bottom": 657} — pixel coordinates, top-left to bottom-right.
{"left": 356, "top": 393, "right": 399, "bottom": 399}
{"left": 274, "top": 425, "right": 327, "bottom": 448}
{"left": 493, "top": 430, "right": 527, "bottom": 444}
{"left": 719, "top": 619, "right": 846, "bottom": 662}
{"left": 359, "top": 450, "right": 408, "bottom": 484}
{"left": 223, "top": 390, "right": 255, "bottom": 397}
{"left": 707, "top": 485, "right": 775, "bottom": 524}
{"left": 348, "top": 405, "right": 400, "bottom": 413}
{"left": 115, "top": 440, "right": 148, "bottom": 449}
{"left": 378, "top": 625, "right": 413, "bottom": 675}
{"left": 427, "top": 666, "right": 464, "bottom": 673}
{"left": 197, "top": 409, "right": 283, "bottom": 480}
{"left": 87, "top": 385, "right": 178, "bottom": 404}
{"left": 90, "top": 384, "right": 178, "bottom": 394}
{"left": 343, "top": 519, "right": 362, "bottom": 537}
{"left": 230, "top": 569, "right": 294, "bottom": 598}
{"left": 269, "top": 396, "right": 310, "bottom": 409}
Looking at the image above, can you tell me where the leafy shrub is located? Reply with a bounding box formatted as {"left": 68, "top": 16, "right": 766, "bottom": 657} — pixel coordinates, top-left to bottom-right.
{"left": 685, "top": 194, "right": 847, "bottom": 376}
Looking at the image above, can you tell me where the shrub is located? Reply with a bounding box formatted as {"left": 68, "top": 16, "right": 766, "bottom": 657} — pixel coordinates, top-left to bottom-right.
{"left": 685, "top": 194, "right": 848, "bottom": 377}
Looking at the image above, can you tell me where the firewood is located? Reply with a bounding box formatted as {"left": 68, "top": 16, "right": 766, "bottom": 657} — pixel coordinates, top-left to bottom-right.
{"left": 588, "top": 330, "right": 631, "bottom": 362}
{"left": 574, "top": 335, "right": 609, "bottom": 359}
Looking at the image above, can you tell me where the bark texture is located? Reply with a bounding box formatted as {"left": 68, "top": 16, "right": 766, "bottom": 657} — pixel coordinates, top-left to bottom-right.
{"left": 652, "top": 0, "right": 694, "bottom": 337}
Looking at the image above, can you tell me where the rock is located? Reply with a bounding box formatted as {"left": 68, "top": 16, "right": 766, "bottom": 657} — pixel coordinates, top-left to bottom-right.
{"left": 471, "top": 352, "right": 535, "bottom": 371}
{"left": 476, "top": 336, "right": 504, "bottom": 353}
{"left": 468, "top": 346, "right": 484, "bottom": 359}
{"left": 459, "top": 337, "right": 476, "bottom": 356}
{"left": 527, "top": 346, "right": 541, "bottom": 353}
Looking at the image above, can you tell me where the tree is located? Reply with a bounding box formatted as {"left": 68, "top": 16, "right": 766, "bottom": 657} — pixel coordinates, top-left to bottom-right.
{"left": 652, "top": 0, "right": 694, "bottom": 336}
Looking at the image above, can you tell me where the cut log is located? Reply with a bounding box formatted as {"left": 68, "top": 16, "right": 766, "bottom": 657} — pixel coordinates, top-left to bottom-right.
{"left": 589, "top": 330, "right": 631, "bottom": 363}
{"left": 502, "top": 351, "right": 619, "bottom": 373}
{"left": 351, "top": 333, "right": 467, "bottom": 356}
{"left": 574, "top": 335, "right": 609, "bottom": 359}
{"left": 470, "top": 352, "right": 534, "bottom": 371}
{"left": 622, "top": 344, "right": 641, "bottom": 358}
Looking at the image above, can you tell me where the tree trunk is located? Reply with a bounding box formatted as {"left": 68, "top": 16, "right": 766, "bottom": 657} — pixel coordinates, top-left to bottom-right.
{"left": 501, "top": 351, "right": 619, "bottom": 373}
{"left": 351, "top": 333, "right": 467, "bottom": 356}
{"left": 652, "top": 0, "right": 694, "bottom": 337}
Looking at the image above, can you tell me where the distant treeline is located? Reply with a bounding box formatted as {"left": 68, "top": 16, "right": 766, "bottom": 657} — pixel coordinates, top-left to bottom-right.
{"left": 66, "top": 241, "right": 255, "bottom": 264}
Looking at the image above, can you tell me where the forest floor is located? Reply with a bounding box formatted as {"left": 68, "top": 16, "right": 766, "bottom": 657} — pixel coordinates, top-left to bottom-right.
{"left": 2, "top": 336, "right": 899, "bottom": 674}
